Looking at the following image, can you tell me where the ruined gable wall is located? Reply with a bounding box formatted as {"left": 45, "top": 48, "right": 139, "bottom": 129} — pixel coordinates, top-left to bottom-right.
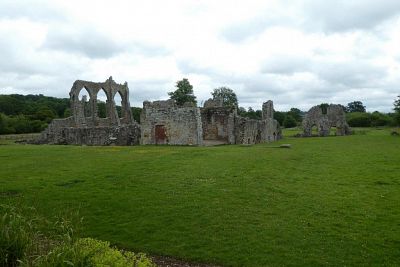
{"left": 200, "top": 107, "right": 235, "bottom": 144}
{"left": 140, "top": 100, "right": 203, "bottom": 145}
{"left": 35, "top": 77, "right": 141, "bottom": 146}
{"left": 234, "top": 116, "right": 281, "bottom": 144}
{"left": 303, "top": 104, "right": 351, "bottom": 136}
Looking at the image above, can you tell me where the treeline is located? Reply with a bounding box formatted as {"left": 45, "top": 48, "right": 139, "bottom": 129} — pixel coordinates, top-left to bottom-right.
{"left": 0, "top": 94, "right": 142, "bottom": 134}
{"left": 238, "top": 102, "right": 397, "bottom": 128}
{"left": 0, "top": 94, "right": 70, "bottom": 134}
{"left": 1, "top": 94, "right": 398, "bottom": 135}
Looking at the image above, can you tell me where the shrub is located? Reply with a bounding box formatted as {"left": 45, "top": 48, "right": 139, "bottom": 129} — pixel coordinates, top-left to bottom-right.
{"left": 0, "top": 205, "right": 35, "bottom": 267}
{"left": 0, "top": 205, "right": 155, "bottom": 267}
{"left": 346, "top": 112, "right": 371, "bottom": 127}
{"left": 283, "top": 114, "right": 297, "bottom": 128}
{"left": 370, "top": 112, "right": 393, "bottom": 127}
{"left": 37, "top": 238, "right": 155, "bottom": 267}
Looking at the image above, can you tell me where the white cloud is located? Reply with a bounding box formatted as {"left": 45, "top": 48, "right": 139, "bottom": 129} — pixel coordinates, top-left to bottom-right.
{"left": 0, "top": 0, "right": 399, "bottom": 112}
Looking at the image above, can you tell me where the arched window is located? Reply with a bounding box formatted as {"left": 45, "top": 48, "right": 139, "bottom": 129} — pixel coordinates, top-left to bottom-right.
{"left": 78, "top": 87, "right": 91, "bottom": 117}
{"left": 113, "top": 91, "right": 123, "bottom": 118}
{"left": 97, "top": 89, "right": 108, "bottom": 118}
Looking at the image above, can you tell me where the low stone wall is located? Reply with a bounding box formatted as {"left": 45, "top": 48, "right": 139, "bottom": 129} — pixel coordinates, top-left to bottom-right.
{"left": 35, "top": 123, "right": 140, "bottom": 146}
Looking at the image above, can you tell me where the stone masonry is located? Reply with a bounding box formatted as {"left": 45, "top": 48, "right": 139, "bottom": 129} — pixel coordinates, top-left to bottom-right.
{"left": 36, "top": 77, "right": 281, "bottom": 146}
{"left": 140, "top": 100, "right": 203, "bottom": 145}
{"left": 36, "top": 77, "right": 140, "bottom": 145}
{"left": 141, "top": 98, "right": 281, "bottom": 145}
{"left": 302, "top": 104, "right": 351, "bottom": 137}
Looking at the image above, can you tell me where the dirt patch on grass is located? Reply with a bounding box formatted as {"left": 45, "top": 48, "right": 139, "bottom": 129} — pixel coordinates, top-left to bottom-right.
{"left": 151, "top": 255, "right": 221, "bottom": 267}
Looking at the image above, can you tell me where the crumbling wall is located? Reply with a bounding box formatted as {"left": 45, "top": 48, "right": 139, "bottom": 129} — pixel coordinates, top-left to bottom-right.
{"left": 37, "top": 123, "right": 140, "bottom": 145}
{"left": 35, "top": 77, "right": 140, "bottom": 146}
{"left": 201, "top": 102, "right": 235, "bottom": 144}
{"left": 140, "top": 100, "right": 203, "bottom": 145}
{"left": 303, "top": 104, "right": 351, "bottom": 137}
{"left": 234, "top": 116, "right": 281, "bottom": 144}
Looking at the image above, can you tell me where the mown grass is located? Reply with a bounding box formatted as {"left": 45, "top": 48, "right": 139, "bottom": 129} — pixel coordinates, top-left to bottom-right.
{"left": 0, "top": 128, "right": 399, "bottom": 266}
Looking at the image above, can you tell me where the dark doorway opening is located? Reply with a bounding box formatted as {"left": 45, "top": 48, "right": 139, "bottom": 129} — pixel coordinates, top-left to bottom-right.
{"left": 155, "top": 125, "right": 167, "bottom": 144}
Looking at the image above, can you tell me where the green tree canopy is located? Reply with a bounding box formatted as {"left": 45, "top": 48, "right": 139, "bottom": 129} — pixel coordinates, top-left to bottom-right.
{"left": 346, "top": 101, "right": 366, "bottom": 113}
{"left": 273, "top": 111, "right": 285, "bottom": 125}
{"left": 287, "top": 108, "right": 303, "bottom": 123}
{"left": 168, "top": 78, "right": 197, "bottom": 106}
{"left": 211, "top": 87, "right": 238, "bottom": 108}
{"left": 283, "top": 114, "right": 297, "bottom": 128}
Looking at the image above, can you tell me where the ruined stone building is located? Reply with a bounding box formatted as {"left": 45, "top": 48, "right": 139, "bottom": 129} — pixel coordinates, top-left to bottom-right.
{"left": 141, "top": 98, "right": 281, "bottom": 145}
{"left": 36, "top": 77, "right": 140, "bottom": 145}
{"left": 302, "top": 104, "right": 351, "bottom": 137}
{"left": 37, "top": 77, "right": 281, "bottom": 146}
{"left": 140, "top": 100, "right": 203, "bottom": 145}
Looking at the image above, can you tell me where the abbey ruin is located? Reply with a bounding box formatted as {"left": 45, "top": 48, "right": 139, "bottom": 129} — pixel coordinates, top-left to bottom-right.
{"left": 36, "top": 77, "right": 140, "bottom": 145}
{"left": 37, "top": 78, "right": 282, "bottom": 146}
{"left": 302, "top": 104, "right": 351, "bottom": 137}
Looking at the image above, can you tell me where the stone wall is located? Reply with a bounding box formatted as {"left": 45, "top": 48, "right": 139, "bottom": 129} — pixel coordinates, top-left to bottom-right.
{"left": 201, "top": 107, "right": 235, "bottom": 144}
{"left": 303, "top": 104, "right": 351, "bottom": 137}
{"left": 35, "top": 77, "right": 141, "bottom": 146}
{"left": 200, "top": 100, "right": 281, "bottom": 145}
{"left": 36, "top": 121, "right": 140, "bottom": 145}
{"left": 234, "top": 116, "right": 281, "bottom": 144}
{"left": 140, "top": 100, "right": 203, "bottom": 145}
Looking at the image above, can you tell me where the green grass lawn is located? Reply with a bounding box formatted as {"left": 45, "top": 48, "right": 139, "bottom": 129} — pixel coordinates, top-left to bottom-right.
{"left": 1, "top": 129, "right": 399, "bottom": 266}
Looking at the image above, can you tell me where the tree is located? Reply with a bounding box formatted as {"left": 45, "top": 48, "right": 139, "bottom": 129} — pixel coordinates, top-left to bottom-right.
{"left": 283, "top": 114, "right": 297, "bottom": 128}
{"left": 0, "top": 113, "right": 5, "bottom": 134}
{"left": 168, "top": 78, "right": 197, "bottom": 106}
{"left": 346, "top": 101, "right": 366, "bottom": 113}
{"left": 211, "top": 87, "right": 238, "bottom": 108}
{"left": 287, "top": 108, "right": 302, "bottom": 123}
{"left": 346, "top": 112, "right": 371, "bottom": 127}
{"left": 394, "top": 95, "right": 400, "bottom": 126}
{"left": 274, "top": 111, "right": 285, "bottom": 125}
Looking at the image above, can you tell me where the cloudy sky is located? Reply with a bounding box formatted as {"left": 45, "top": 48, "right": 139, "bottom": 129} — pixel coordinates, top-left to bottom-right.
{"left": 0, "top": 0, "right": 399, "bottom": 112}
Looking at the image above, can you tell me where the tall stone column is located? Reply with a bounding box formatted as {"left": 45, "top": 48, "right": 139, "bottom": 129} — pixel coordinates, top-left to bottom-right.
{"left": 262, "top": 100, "right": 274, "bottom": 119}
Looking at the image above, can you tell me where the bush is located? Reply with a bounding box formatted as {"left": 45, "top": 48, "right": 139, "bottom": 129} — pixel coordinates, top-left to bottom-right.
{"left": 0, "top": 204, "right": 155, "bottom": 267}
{"left": 38, "top": 238, "right": 155, "bottom": 267}
{"left": 346, "top": 112, "right": 371, "bottom": 127}
{"left": 0, "top": 205, "right": 35, "bottom": 267}
{"left": 283, "top": 114, "right": 297, "bottom": 128}
{"left": 370, "top": 112, "right": 393, "bottom": 127}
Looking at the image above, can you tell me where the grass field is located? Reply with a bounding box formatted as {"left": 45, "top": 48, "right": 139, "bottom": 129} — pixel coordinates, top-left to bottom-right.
{"left": 1, "top": 128, "right": 399, "bottom": 266}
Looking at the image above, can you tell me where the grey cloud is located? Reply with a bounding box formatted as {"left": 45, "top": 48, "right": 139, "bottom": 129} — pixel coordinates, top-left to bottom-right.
{"left": 303, "top": 0, "right": 400, "bottom": 32}
{"left": 128, "top": 79, "right": 171, "bottom": 107}
{"left": 313, "top": 61, "right": 387, "bottom": 88}
{"left": 0, "top": 0, "right": 67, "bottom": 22}
{"left": 220, "top": 11, "right": 296, "bottom": 43}
{"left": 43, "top": 26, "right": 170, "bottom": 59}
{"left": 221, "top": 0, "right": 400, "bottom": 43}
{"left": 221, "top": 19, "right": 273, "bottom": 43}
{"left": 177, "top": 60, "right": 215, "bottom": 76}
{"left": 261, "top": 55, "right": 310, "bottom": 75}
{"left": 43, "top": 27, "right": 124, "bottom": 59}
